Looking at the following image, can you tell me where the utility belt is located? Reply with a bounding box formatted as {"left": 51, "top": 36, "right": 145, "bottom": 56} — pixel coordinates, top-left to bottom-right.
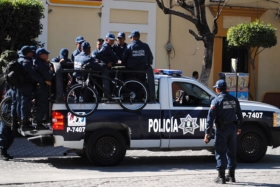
{"left": 216, "top": 119, "right": 237, "bottom": 130}
{"left": 36, "top": 82, "right": 47, "bottom": 89}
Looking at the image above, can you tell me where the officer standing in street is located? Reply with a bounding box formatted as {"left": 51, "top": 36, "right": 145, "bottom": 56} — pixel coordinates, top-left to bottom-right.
{"left": 204, "top": 79, "right": 243, "bottom": 184}
{"left": 34, "top": 48, "right": 54, "bottom": 130}
{"left": 122, "top": 30, "right": 156, "bottom": 103}
{"left": 0, "top": 51, "right": 18, "bottom": 161}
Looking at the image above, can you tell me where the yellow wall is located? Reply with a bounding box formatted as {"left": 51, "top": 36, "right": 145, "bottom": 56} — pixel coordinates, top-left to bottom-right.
{"left": 48, "top": 6, "right": 101, "bottom": 58}
{"left": 45, "top": 0, "right": 280, "bottom": 101}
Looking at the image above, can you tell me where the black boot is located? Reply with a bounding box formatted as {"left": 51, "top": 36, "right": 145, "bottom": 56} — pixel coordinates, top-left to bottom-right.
{"left": 3, "top": 149, "right": 13, "bottom": 159}
{"left": 21, "top": 119, "right": 34, "bottom": 131}
{"left": 36, "top": 120, "right": 47, "bottom": 130}
{"left": 214, "top": 170, "right": 226, "bottom": 184}
{"left": 225, "top": 169, "right": 236, "bottom": 182}
{"left": 0, "top": 149, "right": 9, "bottom": 161}
{"left": 11, "top": 116, "right": 18, "bottom": 131}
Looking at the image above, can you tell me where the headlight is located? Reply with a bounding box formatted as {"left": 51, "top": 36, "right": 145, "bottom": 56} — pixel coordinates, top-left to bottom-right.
{"left": 273, "top": 113, "right": 280, "bottom": 127}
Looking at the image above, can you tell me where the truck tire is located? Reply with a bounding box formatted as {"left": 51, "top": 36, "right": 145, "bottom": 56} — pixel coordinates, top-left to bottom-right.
{"left": 86, "top": 129, "right": 126, "bottom": 166}
{"left": 237, "top": 126, "right": 267, "bottom": 163}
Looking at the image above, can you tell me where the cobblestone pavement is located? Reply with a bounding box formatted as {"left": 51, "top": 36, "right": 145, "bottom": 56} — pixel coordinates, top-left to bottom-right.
{"left": 0, "top": 137, "right": 280, "bottom": 186}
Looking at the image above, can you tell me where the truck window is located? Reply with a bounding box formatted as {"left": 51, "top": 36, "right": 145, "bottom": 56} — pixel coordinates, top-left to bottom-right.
{"left": 172, "top": 82, "right": 211, "bottom": 107}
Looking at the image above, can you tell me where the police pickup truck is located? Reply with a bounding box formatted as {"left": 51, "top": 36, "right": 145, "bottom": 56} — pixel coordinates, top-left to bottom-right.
{"left": 29, "top": 67, "right": 280, "bottom": 166}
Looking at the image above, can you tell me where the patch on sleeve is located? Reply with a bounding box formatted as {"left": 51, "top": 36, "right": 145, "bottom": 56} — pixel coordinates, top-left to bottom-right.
{"left": 210, "top": 105, "right": 215, "bottom": 110}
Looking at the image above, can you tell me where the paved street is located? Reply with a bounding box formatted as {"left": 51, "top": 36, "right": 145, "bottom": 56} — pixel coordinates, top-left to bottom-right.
{"left": 0, "top": 137, "right": 280, "bottom": 186}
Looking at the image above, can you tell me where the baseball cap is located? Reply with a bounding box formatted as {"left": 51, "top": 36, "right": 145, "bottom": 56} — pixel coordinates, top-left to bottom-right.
{"left": 117, "top": 32, "right": 125, "bottom": 39}
{"left": 60, "top": 48, "right": 69, "bottom": 59}
{"left": 213, "top": 79, "right": 227, "bottom": 89}
{"left": 30, "top": 46, "right": 37, "bottom": 53}
{"left": 106, "top": 33, "right": 116, "bottom": 41}
{"left": 128, "top": 30, "right": 140, "bottom": 38}
{"left": 0, "top": 50, "right": 18, "bottom": 65}
{"left": 76, "top": 36, "right": 84, "bottom": 44}
{"left": 82, "top": 42, "right": 91, "bottom": 49}
{"left": 21, "top": 46, "right": 32, "bottom": 56}
{"left": 36, "top": 48, "right": 50, "bottom": 56}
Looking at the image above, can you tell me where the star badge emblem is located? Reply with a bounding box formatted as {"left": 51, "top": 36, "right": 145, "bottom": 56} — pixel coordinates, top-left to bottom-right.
{"left": 179, "top": 114, "right": 199, "bottom": 135}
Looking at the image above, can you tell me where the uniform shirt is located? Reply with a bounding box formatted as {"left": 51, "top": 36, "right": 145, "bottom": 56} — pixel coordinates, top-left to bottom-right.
{"left": 71, "top": 48, "right": 81, "bottom": 62}
{"left": 122, "top": 40, "right": 153, "bottom": 69}
{"left": 91, "top": 49, "right": 104, "bottom": 64}
{"left": 18, "top": 56, "right": 45, "bottom": 84}
{"left": 33, "top": 58, "right": 54, "bottom": 82}
{"left": 73, "top": 52, "right": 102, "bottom": 79}
{"left": 51, "top": 56, "right": 73, "bottom": 69}
{"left": 113, "top": 43, "right": 127, "bottom": 61}
{"left": 95, "top": 43, "right": 119, "bottom": 65}
{"left": 205, "top": 91, "right": 243, "bottom": 134}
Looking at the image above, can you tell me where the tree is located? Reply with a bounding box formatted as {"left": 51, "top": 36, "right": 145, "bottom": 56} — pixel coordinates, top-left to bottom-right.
{"left": 227, "top": 20, "right": 277, "bottom": 100}
{"left": 155, "top": 0, "right": 228, "bottom": 86}
{"left": 0, "top": 0, "right": 44, "bottom": 53}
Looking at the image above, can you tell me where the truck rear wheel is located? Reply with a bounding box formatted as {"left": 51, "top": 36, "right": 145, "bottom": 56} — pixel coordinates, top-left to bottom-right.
{"left": 237, "top": 126, "right": 267, "bottom": 163}
{"left": 86, "top": 129, "right": 126, "bottom": 166}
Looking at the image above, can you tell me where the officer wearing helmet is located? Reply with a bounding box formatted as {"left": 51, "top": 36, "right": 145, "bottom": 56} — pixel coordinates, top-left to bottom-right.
{"left": 204, "top": 79, "right": 243, "bottom": 184}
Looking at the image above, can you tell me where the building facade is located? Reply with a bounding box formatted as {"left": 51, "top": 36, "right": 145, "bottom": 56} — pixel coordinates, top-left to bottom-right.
{"left": 40, "top": 0, "right": 280, "bottom": 101}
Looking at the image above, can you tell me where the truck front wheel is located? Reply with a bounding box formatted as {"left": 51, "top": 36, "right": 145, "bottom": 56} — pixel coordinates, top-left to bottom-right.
{"left": 237, "top": 126, "right": 267, "bottom": 163}
{"left": 86, "top": 129, "right": 126, "bottom": 166}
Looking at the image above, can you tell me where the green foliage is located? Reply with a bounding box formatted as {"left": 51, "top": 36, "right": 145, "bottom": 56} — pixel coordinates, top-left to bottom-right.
{"left": 0, "top": 0, "right": 44, "bottom": 52}
{"left": 227, "top": 20, "right": 277, "bottom": 49}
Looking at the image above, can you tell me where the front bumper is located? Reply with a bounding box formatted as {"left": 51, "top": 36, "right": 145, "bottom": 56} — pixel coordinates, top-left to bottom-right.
{"left": 270, "top": 127, "right": 280, "bottom": 148}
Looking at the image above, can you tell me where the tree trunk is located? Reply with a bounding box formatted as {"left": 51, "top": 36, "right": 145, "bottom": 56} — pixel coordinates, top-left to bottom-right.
{"left": 199, "top": 35, "right": 214, "bottom": 86}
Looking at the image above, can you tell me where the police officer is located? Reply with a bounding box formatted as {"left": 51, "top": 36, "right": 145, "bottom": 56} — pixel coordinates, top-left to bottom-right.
{"left": 71, "top": 36, "right": 85, "bottom": 62}
{"left": 51, "top": 48, "right": 73, "bottom": 95}
{"left": 73, "top": 42, "right": 106, "bottom": 100}
{"left": 0, "top": 51, "right": 18, "bottom": 161}
{"left": 91, "top": 38, "right": 104, "bottom": 62}
{"left": 95, "top": 33, "right": 119, "bottom": 96}
{"left": 17, "top": 46, "right": 46, "bottom": 131}
{"left": 122, "top": 30, "right": 156, "bottom": 103}
{"left": 34, "top": 48, "right": 54, "bottom": 130}
{"left": 113, "top": 32, "right": 127, "bottom": 62}
{"left": 204, "top": 79, "right": 243, "bottom": 184}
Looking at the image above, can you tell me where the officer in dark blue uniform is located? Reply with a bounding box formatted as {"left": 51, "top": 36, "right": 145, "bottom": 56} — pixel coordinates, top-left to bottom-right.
{"left": 122, "top": 30, "right": 156, "bottom": 102}
{"left": 71, "top": 36, "right": 85, "bottom": 62}
{"left": 95, "top": 33, "right": 119, "bottom": 96}
{"left": 0, "top": 51, "right": 17, "bottom": 161}
{"left": 0, "top": 90, "right": 15, "bottom": 161}
{"left": 51, "top": 48, "right": 73, "bottom": 95}
{"left": 113, "top": 32, "right": 127, "bottom": 62}
{"left": 34, "top": 48, "right": 54, "bottom": 130}
{"left": 17, "top": 46, "right": 45, "bottom": 131}
{"left": 74, "top": 42, "right": 105, "bottom": 100}
{"left": 204, "top": 79, "right": 243, "bottom": 184}
{"left": 91, "top": 38, "right": 104, "bottom": 62}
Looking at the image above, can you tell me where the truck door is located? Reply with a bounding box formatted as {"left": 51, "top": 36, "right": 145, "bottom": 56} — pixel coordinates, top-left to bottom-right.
{"left": 167, "top": 79, "right": 214, "bottom": 147}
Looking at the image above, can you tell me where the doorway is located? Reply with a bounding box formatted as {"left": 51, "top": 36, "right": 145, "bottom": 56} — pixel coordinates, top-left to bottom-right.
{"left": 222, "top": 37, "right": 248, "bottom": 73}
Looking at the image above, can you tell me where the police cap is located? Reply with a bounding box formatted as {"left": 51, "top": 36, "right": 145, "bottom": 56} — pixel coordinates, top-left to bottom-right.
{"left": 36, "top": 48, "right": 50, "bottom": 56}
{"left": 213, "top": 79, "right": 227, "bottom": 89}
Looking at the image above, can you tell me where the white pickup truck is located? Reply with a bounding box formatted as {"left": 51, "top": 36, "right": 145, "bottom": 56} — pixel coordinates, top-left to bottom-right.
{"left": 29, "top": 68, "right": 280, "bottom": 166}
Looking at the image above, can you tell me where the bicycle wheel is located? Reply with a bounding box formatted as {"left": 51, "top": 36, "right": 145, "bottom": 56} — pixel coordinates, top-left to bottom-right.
{"left": 0, "top": 96, "right": 12, "bottom": 126}
{"left": 65, "top": 84, "right": 99, "bottom": 117}
{"left": 118, "top": 79, "right": 148, "bottom": 112}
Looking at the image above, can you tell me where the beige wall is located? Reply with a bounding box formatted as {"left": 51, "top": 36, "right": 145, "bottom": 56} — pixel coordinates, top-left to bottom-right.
{"left": 45, "top": 0, "right": 280, "bottom": 101}
{"left": 48, "top": 6, "right": 101, "bottom": 58}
